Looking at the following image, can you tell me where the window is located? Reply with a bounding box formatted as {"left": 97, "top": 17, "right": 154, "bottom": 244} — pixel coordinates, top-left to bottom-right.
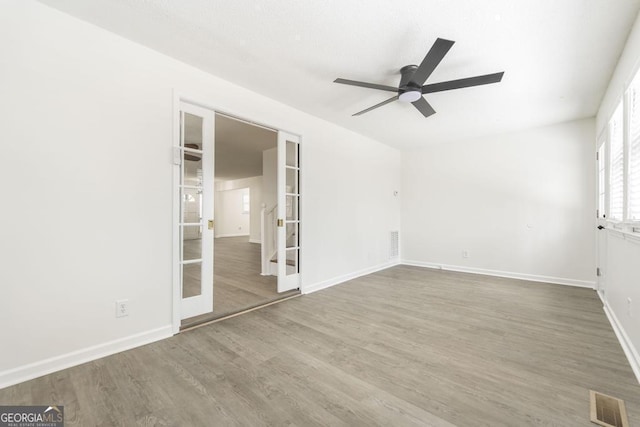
{"left": 241, "top": 191, "right": 250, "bottom": 214}
{"left": 609, "top": 102, "right": 624, "bottom": 220}
{"left": 600, "top": 66, "right": 640, "bottom": 230}
{"left": 628, "top": 72, "right": 640, "bottom": 220}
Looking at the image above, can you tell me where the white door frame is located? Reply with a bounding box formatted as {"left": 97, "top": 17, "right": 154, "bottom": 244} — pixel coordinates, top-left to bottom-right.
{"left": 171, "top": 91, "right": 303, "bottom": 333}
{"left": 596, "top": 129, "right": 608, "bottom": 298}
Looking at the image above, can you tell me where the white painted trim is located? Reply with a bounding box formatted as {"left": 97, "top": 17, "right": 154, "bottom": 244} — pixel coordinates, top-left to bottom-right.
{"left": 0, "top": 326, "right": 173, "bottom": 390}
{"left": 302, "top": 260, "right": 401, "bottom": 295}
{"left": 401, "top": 260, "right": 596, "bottom": 289}
{"left": 175, "top": 90, "right": 302, "bottom": 140}
{"left": 215, "top": 233, "right": 250, "bottom": 238}
{"left": 171, "top": 90, "right": 181, "bottom": 334}
{"left": 602, "top": 300, "right": 640, "bottom": 384}
{"left": 249, "top": 239, "right": 262, "bottom": 244}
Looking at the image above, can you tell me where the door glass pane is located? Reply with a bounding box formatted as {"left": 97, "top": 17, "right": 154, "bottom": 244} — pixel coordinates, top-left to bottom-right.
{"left": 182, "top": 188, "right": 203, "bottom": 224}
{"left": 286, "top": 168, "right": 298, "bottom": 194}
{"left": 286, "top": 195, "right": 298, "bottom": 220}
{"left": 182, "top": 262, "right": 202, "bottom": 298}
{"left": 182, "top": 225, "right": 202, "bottom": 261}
{"left": 286, "top": 140, "right": 298, "bottom": 167}
{"left": 286, "top": 222, "right": 298, "bottom": 248}
{"left": 285, "top": 249, "right": 298, "bottom": 276}
{"left": 183, "top": 113, "right": 203, "bottom": 148}
{"left": 183, "top": 152, "right": 203, "bottom": 187}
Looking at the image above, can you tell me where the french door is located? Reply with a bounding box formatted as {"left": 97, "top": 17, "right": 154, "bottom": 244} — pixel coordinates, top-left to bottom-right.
{"left": 277, "top": 131, "right": 301, "bottom": 292}
{"left": 176, "top": 102, "right": 214, "bottom": 319}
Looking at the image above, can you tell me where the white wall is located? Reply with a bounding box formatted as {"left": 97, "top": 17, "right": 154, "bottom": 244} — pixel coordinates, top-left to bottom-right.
{"left": 0, "top": 1, "right": 401, "bottom": 387}
{"left": 216, "top": 176, "right": 262, "bottom": 242}
{"left": 214, "top": 188, "right": 250, "bottom": 238}
{"left": 595, "top": 10, "right": 640, "bottom": 382}
{"left": 402, "top": 118, "right": 596, "bottom": 286}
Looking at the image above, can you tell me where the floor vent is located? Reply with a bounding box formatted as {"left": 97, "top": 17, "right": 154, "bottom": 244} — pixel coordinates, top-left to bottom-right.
{"left": 590, "top": 390, "right": 629, "bottom": 427}
{"left": 389, "top": 231, "right": 399, "bottom": 258}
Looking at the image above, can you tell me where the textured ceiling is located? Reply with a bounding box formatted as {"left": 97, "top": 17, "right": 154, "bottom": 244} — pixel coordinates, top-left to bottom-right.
{"left": 39, "top": 0, "right": 640, "bottom": 149}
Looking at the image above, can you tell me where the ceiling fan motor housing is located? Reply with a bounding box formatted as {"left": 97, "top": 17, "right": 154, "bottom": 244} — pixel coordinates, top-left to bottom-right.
{"left": 398, "top": 65, "right": 422, "bottom": 101}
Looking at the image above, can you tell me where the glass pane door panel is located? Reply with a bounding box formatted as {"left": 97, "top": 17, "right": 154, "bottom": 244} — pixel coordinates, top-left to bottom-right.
{"left": 183, "top": 113, "right": 203, "bottom": 148}
{"left": 286, "top": 168, "right": 298, "bottom": 194}
{"left": 182, "top": 262, "right": 202, "bottom": 298}
{"left": 183, "top": 154, "right": 203, "bottom": 187}
{"left": 285, "top": 249, "right": 298, "bottom": 276}
{"left": 286, "top": 222, "right": 298, "bottom": 248}
{"left": 182, "top": 225, "right": 202, "bottom": 261}
{"left": 286, "top": 195, "right": 298, "bottom": 220}
{"left": 182, "top": 188, "right": 203, "bottom": 224}
{"left": 286, "top": 140, "right": 298, "bottom": 167}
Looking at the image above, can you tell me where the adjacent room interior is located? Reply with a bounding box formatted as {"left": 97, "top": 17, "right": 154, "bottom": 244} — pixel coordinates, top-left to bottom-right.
{"left": 1, "top": 1, "right": 640, "bottom": 425}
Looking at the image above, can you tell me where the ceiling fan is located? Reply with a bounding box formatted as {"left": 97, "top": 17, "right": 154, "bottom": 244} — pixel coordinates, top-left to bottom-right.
{"left": 334, "top": 38, "right": 504, "bottom": 118}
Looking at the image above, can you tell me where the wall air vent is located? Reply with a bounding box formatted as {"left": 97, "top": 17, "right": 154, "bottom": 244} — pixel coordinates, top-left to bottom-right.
{"left": 390, "top": 231, "right": 399, "bottom": 259}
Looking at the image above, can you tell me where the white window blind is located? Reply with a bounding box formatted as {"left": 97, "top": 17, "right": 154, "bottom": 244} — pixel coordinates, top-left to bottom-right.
{"left": 609, "top": 102, "right": 624, "bottom": 220}
{"left": 628, "top": 74, "right": 640, "bottom": 220}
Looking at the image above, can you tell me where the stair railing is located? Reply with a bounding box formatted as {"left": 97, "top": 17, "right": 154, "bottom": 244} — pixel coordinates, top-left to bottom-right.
{"left": 260, "top": 203, "right": 278, "bottom": 275}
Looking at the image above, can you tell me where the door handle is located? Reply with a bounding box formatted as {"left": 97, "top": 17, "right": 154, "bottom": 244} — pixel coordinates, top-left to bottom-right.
{"left": 597, "top": 225, "right": 605, "bottom": 230}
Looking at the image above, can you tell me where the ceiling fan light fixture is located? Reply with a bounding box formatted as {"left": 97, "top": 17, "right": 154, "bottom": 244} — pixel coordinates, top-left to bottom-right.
{"left": 398, "top": 90, "right": 422, "bottom": 103}
{"left": 334, "top": 37, "right": 504, "bottom": 118}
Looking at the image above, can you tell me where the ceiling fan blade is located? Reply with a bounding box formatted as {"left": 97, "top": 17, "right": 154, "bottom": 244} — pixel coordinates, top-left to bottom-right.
{"left": 411, "top": 38, "right": 455, "bottom": 86}
{"left": 412, "top": 97, "right": 436, "bottom": 118}
{"left": 422, "top": 72, "right": 504, "bottom": 94}
{"left": 353, "top": 95, "right": 399, "bottom": 116}
{"left": 334, "top": 78, "right": 398, "bottom": 93}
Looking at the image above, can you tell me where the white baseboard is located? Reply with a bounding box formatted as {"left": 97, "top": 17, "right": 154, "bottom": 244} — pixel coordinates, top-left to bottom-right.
{"left": 601, "top": 299, "right": 640, "bottom": 384}
{"left": 302, "top": 259, "right": 401, "bottom": 295}
{"left": 249, "top": 239, "right": 261, "bottom": 244}
{"left": 401, "top": 260, "right": 596, "bottom": 289}
{"left": 0, "top": 325, "right": 173, "bottom": 390}
{"left": 215, "top": 233, "right": 250, "bottom": 238}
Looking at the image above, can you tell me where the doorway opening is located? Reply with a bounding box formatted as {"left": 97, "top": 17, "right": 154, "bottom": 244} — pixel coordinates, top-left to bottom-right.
{"left": 177, "top": 107, "right": 301, "bottom": 330}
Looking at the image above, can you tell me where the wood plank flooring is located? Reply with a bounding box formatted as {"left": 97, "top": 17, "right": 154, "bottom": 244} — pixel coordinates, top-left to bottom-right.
{"left": 183, "top": 236, "right": 298, "bottom": 327}
{"left": 2, "top": 265, "right": 639, "bottom": 426}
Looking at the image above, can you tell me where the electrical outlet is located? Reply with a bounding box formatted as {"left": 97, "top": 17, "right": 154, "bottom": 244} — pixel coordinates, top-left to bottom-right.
{"left": 116, "top": 299, "right": 129, "bottom": 318}
{"left": 462, "top": 250, "right": 469, "bottom": 259}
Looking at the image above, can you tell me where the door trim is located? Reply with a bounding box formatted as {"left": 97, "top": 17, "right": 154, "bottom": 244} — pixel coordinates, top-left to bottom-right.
{"left": 171, "top": 90, "right": 303, "bottom": 334}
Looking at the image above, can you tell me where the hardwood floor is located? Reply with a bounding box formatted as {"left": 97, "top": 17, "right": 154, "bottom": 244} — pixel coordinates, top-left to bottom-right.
{"left": 183, "top": 236, "right": 298, "bottom": 327}
{"left": 2, "top": 265, "right": 639, "bottom": 426}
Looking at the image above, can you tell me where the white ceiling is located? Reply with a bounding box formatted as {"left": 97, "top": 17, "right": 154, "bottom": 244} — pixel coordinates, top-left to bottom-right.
{"left": 40, "top": 0, "right": 640, "bottom": 149}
